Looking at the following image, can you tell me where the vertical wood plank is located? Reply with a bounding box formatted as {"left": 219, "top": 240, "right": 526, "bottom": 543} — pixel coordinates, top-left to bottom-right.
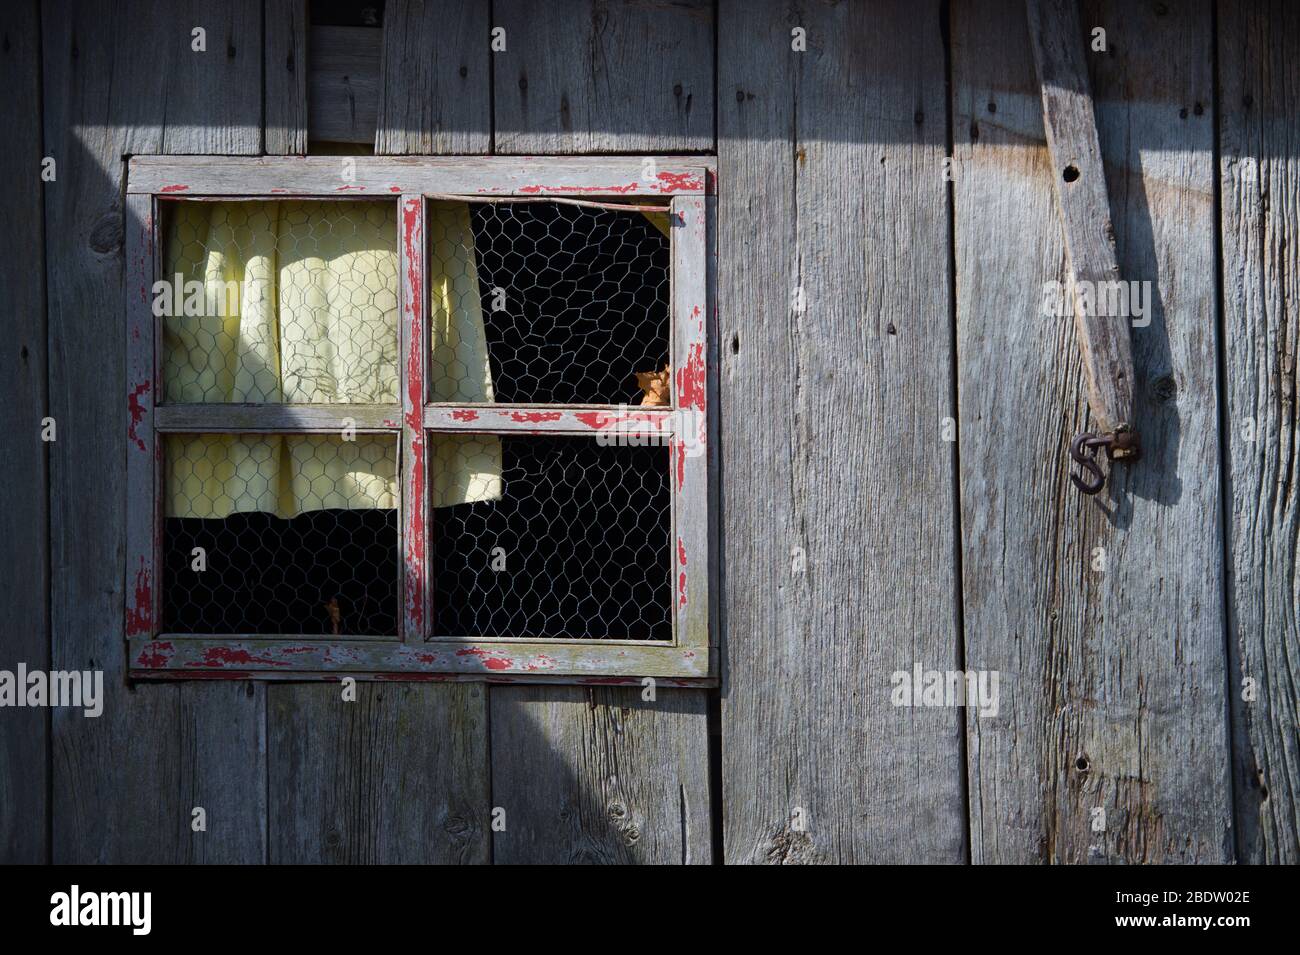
{"left": 486, "top": 2, "right": 716, "bottom": 865}
{"left": 265, "top": 0, "right": 309, "bottom": 154}
{"left": 490, "top": 686, "right": 711, "bottom": 864}
{"left": 374, "top": 0, "right": 491, "bottom": 154}
{"left": 719, "top": 0, "right": 966, "bottom": 863}
{"left": 953, "top": 0, "right": 1231, "bottom": 862}
{"left": 0, "top": 0, "right": 48, "bottom": 864}
{"left": 44, "top": 0, "right": 266, "bottom": 863}
{"left": 266, "top": 0, "right": 494, "bottom": 865}
{"left": 492, "top": 0, "right": 714, "bottom": 154}
{"left": 1218, "top": 0, "right": 1300, "bottom": 865}
{"left": 269, "top": 682, "right": 489, "bottom": 863}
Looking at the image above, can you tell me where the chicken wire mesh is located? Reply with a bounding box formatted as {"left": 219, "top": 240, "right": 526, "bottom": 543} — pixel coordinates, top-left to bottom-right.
{"left": 160, "top": 199, "right": 400, "bottom": 405}
{"left": 428, "top": 199, "right": 671, "bottom": 405}
{"left": 432, "top": 436, "right": 672, "bottom": 641}
{"left": 161, "top": 434, "right": 399, "bottom": 636}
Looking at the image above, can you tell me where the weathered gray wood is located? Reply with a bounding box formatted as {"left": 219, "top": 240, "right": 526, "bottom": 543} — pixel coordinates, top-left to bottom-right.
{"left": 268, "top": 13, "right": 496, "bottom": 865}
{"left": 490, "top": 686, "right": 711, "bottom": 863}
{"left": 130, "top": 635, "right": 709, "bottom": 679}
{"left": 374, "top": 0, "right": 490, "bottom": 154}
{"left": 128, "top": 155, "right": 710, "bottom": 196}
{"left": 265, "top": 0, "right": 309, "bottom": 154}
{"left": 156, "top": 403, "right": 402, "bottom": 432}
{"left": 269, "top": 682, "right": 489, "bottom": 863}
{"left": 486, "top": 0, "right": 716, "bottom": 865}
{"left": 670, "top": 195, "right": 711, "bottom": 663}
{"left": 0, "top": 0, "right": 48, "bottom": 864}
{"left": 308, "top": 25, "right": 381, "bottom": 145}
{"left": 1026, "top": 0, "right": 1136, "bottom": 438}
{"left": 44, "top": 0, "right": 265, "bottom": 862}
{"left": 426, "top": 406, "right": 674, "bottom": 433}
{"left": 493, "top": 0, "right": 714, "bottom": 154}
{"left": 953, "top": 0, "right": 1231, "bottom": 862}
{"left": 719, "top": 0, "right": 965, "bottom": 863}
{"left": 1218, "top": 0, "right": 1300, "bottom": 865}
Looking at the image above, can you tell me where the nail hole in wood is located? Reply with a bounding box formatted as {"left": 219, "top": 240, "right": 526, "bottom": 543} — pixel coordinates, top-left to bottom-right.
{"left": 1063, "top": 164, "right": 1080, "bottom": 183}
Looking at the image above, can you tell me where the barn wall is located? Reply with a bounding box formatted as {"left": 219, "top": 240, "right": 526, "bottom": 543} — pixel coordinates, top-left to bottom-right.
{"left": 2, "top": 0, "right": 1294, "bottom": 864}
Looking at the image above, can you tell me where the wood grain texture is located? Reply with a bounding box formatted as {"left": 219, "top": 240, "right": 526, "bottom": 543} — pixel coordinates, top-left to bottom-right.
{"left": 1218, "top": 0, "right": 1300, "bottom": 865}
{"left": 1025, "top": 0, "right": 1136, "bottom": 436}
{"left": 374, "top": 0, "right": 490, "bottom": 154}
{"left": 308, "top": 25, "right": 382, "bottom": 144}
{"left": 718, "top": 0, "right": 966, "bottom": 863}
{"left": 129, "top": 154, "right": 708, "bottom": 195}
{"left": 485, "top": 0, "right": 716, "bottom": 865}
{"left": 953, "top": 0, "right": 1231, "bottom": 863}
{"left": 269, "top": 682, "right": 489, "bottom": 863}
{"left": 265, "top": 0, "right": 309, "bottom": 154}
{"left": 0, "top": 0, "right": 48, "bottom": 864}
{"left": 490, "top": 686, "right": 711, "bottom": 863}
{"left": 43, "top": 0, "right": 265, "bottom": 862}
{"left": 492, "top": 0, "right": 714, "bottom": 154}
{"left": 266, "top": 3, "right": 495, "bottom": 864}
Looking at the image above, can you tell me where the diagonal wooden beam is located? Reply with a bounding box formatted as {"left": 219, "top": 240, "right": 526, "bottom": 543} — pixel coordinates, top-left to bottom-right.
{"left": 1026, "top": 0, "right": 1138, "bottom": 457}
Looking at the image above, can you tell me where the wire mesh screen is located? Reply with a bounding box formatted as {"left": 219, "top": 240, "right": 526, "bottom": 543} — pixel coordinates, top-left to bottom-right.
{"left": 160, "top": 200, "right": 399, "bottom": 405}
{"left": 432, "top": 436, "right": 672, "bottom": 641}
{"left": 161, "top": 434, "right": 399, "bottom": 636}
{"left": 427, "top": 200, "right": 671, "bottom": 405}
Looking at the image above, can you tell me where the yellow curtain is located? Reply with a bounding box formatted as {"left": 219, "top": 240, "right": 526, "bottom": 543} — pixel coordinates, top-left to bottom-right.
{"left": 162, "top": 200, "right": 501, "bottom": 519}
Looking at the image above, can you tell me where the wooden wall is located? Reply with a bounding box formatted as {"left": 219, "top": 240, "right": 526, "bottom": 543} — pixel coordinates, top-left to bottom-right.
{"left": 1, "top": 0, "right": 1294, "bottom": 864}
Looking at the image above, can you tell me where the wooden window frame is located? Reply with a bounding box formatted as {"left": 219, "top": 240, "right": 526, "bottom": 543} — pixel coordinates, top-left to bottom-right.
{"left": 124, "top": 156, "right": 716, "bottom": 685}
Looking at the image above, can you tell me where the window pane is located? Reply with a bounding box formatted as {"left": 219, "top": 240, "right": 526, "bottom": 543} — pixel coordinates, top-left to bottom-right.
{"left": 161, "top": 433, "right": 398, "bottom": 636}
{"left": 160, "top": 200, "right": 399, "bottom": 404}
{"left": 432, "top": 435, "right": 671, "bottom": 640}
{"left": 428, "top": 200, "right": 670, "bottom": 405}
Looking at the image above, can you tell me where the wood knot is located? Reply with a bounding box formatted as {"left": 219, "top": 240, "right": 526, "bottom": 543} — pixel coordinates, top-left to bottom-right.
{"left": 88, "top": 212, "right": 123, "bottom": 255}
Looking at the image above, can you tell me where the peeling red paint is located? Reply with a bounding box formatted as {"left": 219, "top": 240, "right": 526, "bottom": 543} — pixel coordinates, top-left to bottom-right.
{"left": 656, "top": 171, "right": 704, "bottom": 193}
{"left": 456, "top": 647, "right": 513, "bottom": 670}
{"left": 135, "top": 640, "right": 173, "bottom": 668}
{"left": 389, "top": 185, "right": 402, "bottom": 193}
{"left": 676, "top": 342, "right": 706, "bottom": 411}
{"left": 451, "top": 409, "right": 479, "bottom": 422}
{"left": 128, "top": 381, "right": 150, "bottom": 452}
{"left": 677, "top": 538, "right": 688, "bottom": 567}
{"left": 160, "top": 184, "right": 189, "bottom": 193}
{"left": 501, "top": 410, "right": 562, "bottom": 423}
{"left": 125, "top": 559, "right": 153, "bottom": 636}
{"left": 678, "top": 570, "right": 688, "bottom": 608}
{"left": 191, "top": 646, "right": 291, "bottom": 668}
{"left": 402, "top": 197, "right": 427, "bottom": 634}
{"left": 335, "top": 184, "right": 365, "bottom": 192}
{"left": 574, "top": 410, "right": 665, "bottom": 431}
{"left": 674, "top": 438, "right": 687, "bottom": 488}
{"left": 524, "top": 654, "right": 557, "bottom": 671}
{"left": 520, "top": 182, "right": 640, "bottom": 195}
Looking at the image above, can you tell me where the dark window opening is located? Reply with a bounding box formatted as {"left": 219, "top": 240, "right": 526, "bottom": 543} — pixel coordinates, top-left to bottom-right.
{"left": 462, "top": 202, "right": 670, "bottom": 405}
{"left": 432, "top": 436, "right": 672, "bottom": 641}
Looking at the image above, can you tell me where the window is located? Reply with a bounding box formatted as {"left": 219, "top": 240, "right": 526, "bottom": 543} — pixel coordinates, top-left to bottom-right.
{"left": 125, "top": 157, "right": 713, "bottom": 683}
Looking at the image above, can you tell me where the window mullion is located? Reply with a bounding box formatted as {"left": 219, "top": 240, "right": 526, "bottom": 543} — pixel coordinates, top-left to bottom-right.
{"left": 399, "top": 195, "right": 429, "bottom": 642}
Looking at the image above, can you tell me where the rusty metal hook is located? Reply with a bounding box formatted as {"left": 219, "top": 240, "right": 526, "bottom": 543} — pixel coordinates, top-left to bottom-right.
{"left": 1070, "top": 432, "right": 1108, "bottom": 495}
{"left": 1069, "top": 427, "right": 1141, "bottom": 496}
